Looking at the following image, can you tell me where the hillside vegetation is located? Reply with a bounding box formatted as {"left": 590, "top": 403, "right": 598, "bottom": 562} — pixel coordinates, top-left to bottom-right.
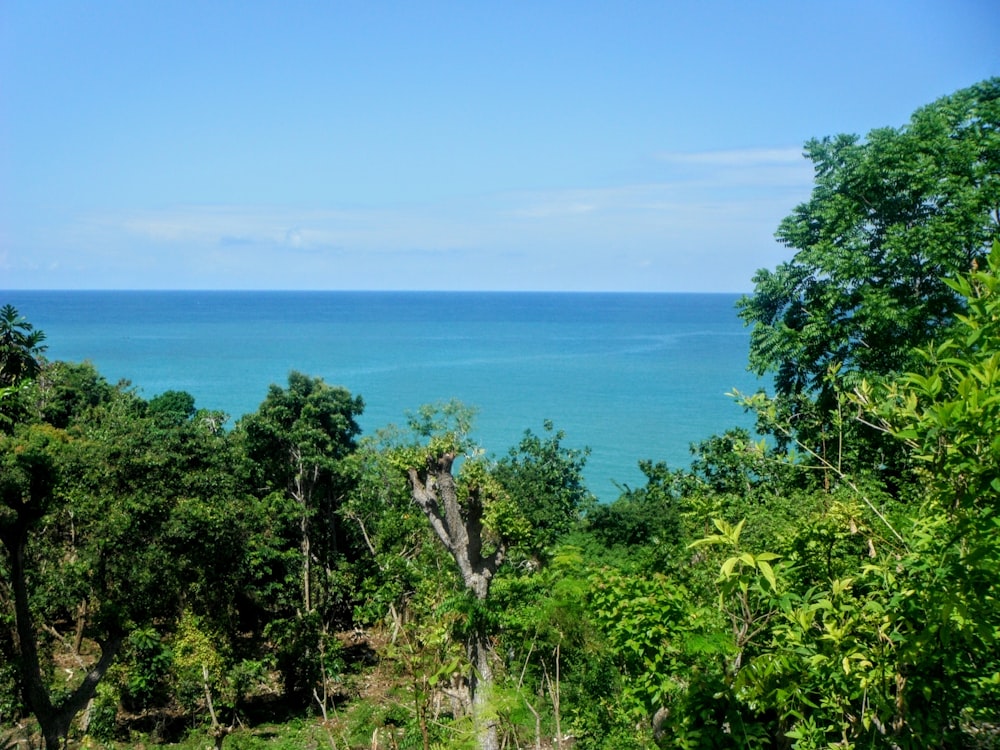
{"left": 2, "top": 79, "right": 999, "bottom": 750}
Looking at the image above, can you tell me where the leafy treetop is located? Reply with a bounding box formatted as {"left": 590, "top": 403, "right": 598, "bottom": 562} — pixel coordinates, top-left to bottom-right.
{"left": 739, "top": 78, "right": 1000, "bottom": 458}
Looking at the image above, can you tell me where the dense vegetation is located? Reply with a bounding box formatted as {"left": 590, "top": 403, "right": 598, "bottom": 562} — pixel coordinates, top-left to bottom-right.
{"left": 2, "top": 79, "right": 999, "bottom": 750}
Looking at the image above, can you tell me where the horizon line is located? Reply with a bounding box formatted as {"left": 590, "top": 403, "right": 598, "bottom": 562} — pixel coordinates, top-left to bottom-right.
{"left": 2, "top": 287, "right": 752, "bottom": 295}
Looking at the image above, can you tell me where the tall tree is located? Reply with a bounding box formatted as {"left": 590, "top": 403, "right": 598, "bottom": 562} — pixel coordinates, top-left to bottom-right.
{"left": 236, "top": 372, "right": 363, "bottom": 701}
{"left": 0, "top": 305, "right": 47, "bottom": 427}
{"left": 0, "top": 383, "right": 246, "bottom": 748}
{"left": 238, "top": 372, "right": 363, "bottom": 618}
{"left": 0, "top": 328, "right": 259, "bottom": 748}
{"left": 738, "top": 79, "right": 1000, "bottom": 470}
{"left": 402, "top": 402, "right": 528, "bottom": 750}
{"left": 0, "top": 424, "right": 124, "bottom": 750}
{"left": 0, "top": 305, "right": 46, "bottom": 389}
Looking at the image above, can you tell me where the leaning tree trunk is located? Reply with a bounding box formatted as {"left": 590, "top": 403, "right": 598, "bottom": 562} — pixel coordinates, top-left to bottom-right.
{"left": 408, "top": 453, "right": 503, "bottom": 750}
{"left": 2, "top": 520, "right": 123, "bottom": 750}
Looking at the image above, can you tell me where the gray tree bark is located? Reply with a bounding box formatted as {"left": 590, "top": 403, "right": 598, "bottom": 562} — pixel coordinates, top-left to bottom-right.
{"left": 408, "top": 453, "right": 503, "bottom": 750}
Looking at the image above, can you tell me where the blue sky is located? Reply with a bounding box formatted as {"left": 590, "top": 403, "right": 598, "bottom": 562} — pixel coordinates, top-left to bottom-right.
{"left": 2, "top": 1, "right": 997, "bottom": 291}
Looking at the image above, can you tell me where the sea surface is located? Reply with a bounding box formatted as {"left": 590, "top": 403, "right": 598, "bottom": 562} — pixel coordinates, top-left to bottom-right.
{"left": 3, "top": 291, "right": 763, "bottom": 501}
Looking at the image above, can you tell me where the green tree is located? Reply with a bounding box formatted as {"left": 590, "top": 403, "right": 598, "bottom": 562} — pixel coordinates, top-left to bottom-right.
{"left": 586, "top": 460, "right": 683, "bottom": 558}
{"left": 235, "top": 372, "right": 363, "bottom": 701}
{"left": 0, "top": 305, "right": 47, "bottom": 427}
{"left": 147, "top": 389, "right": 197, "bottom": 426}
{"left": 704, "top": 246, "right": 1000, "bottom": 747}
{"left": 238, "top": 371, "right": 363, "bottom": 619}
{"left": 0, "top": 305, "right": 46, "bottom": 389}
{"left": 493, "top": 420, "right": 595, "bottom": 561}
{"left": 341, "top": 433, "right": 440, "bottom": 633}
{"left": 29, "top": 361, "right": 117, "bottom": 429}
{"left": 401, "top": 402, "right": 529, "bottom": 750}
{"left": 0, "top": 424, "right": 119, "bottom": 750}
{"left": 855, "top": 241, "right": 1000, "bottom": 741}
{"left": 0, "top": 345, "right": 261, "bottom": 747}
{"left": 738, "top": 79, "right": 1000, "bottom": 471}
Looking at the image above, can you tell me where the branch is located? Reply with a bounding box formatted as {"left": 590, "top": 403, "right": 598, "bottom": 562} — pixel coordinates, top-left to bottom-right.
{"left": 344, "top": 511, "right": 383, "bottom": 570}
{"left": 58, "top": 631, "right": 125, "bottom": 724}
{"left": 408, "top": 466, "right": 457, "bottom": 555}
{"left": 786, "top": 430, "right": 906, "bottom": 547}
{"left": 203, "top": 665, "right": 218, "bottom": 727}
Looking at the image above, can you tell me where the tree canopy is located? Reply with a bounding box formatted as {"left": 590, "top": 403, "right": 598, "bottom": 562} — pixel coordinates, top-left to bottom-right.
{"left": 7, "top": 80, "right": 1000, "bottom": 750}
{"left": 0, "top": 305, "right": 47, "bottom": 390}
{"left": 738, "top": 78, "right": 1000, "bottom": 463}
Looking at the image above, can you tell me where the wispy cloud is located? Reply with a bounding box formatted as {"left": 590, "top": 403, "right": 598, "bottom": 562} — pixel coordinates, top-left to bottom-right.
{"left": 504, "top": 147, "right": 812, "bottom": 222}
{"left": 655, "top": 146, "right": 806, "bottom": 166}
{"left": 78, "top": 204, "right": 492, "bottom": 266}
{"left": 72, "top": 145, "right": 813, "bottom": 256}
{"left": 115, "top": 206, "right": 352, "bottom": 248}
{"left": 7, "top": 145, "right": 815, "bottom": 290}
{"left": 512, "top": 198, "right": 600, "bottom": 219}
{"left": 658, "top": 147, "right": 813, "bottom": 191}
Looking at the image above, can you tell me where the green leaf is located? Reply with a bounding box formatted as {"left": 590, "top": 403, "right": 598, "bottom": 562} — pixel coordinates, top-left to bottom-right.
{"left": 757, "top": 559, "right": 778, "bottom": 591}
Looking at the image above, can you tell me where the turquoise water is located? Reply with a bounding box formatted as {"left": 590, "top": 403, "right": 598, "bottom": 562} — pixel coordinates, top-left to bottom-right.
{"left": 3, "top": 291, "right": 762, "bottom": 501}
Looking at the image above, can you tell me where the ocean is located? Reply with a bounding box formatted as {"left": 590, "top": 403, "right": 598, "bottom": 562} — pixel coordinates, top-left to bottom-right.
{"left": 3, "top": 291, "right": 763, "bottom": 501}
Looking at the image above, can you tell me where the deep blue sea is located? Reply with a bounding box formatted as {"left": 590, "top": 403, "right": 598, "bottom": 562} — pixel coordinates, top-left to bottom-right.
{"left": 3, "top": 291, "right": 762, "bottom": 501}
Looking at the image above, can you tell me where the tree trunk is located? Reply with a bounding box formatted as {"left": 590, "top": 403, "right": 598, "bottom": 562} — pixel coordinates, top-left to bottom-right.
{"left": 302, "top": 525, "right": 312, "bottom": 613}
{"left": 408, "top": 453, "right": 505, "bottom": 750}
{"left": 469, "top": 627, "right": 499, "bottom": 750}
{"left": 291, "top": 447, "right": 317, "bottom": 615}
{"left": 73, "top": 599, "right": 87, "bottom": 655}
{"left": 2, "top": 521, "right": 123, "bottom": 750}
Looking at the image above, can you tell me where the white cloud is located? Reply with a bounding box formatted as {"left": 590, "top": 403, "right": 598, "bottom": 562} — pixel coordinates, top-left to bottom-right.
{"left": 513, "top": 198, "right": 599, "bottom": 219}
{"left": 502, "top": 146, "right": 813, "bottom": 224}
{"left": 6, "top": 144, "right": 816, "bottom": 290}
{"left": 649, "top": 147, "right": 814, "bottom": 191}
{"left": 72, "top": 144, "right": 814, "bottom": 261}
{"left": 106, "top": 206, "right": 359, "bottom": 249}
{"left": 655, "top": 146, "right": 806, "bottom": 166}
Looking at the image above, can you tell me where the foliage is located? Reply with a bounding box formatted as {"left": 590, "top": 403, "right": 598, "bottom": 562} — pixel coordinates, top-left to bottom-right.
{"left": 854, "top": 241, "right": 1000, "bottom": 740}
{"left": 493, "top": 420, "right": 595, "bottom": 559}
{"left": 738, "top": 78, "right": 1000, "bottom": 469}
{"left": 689, "top": 243, "right": 1000, "bottom": 748}
{"left": 588, "top": 568, "right": 693, "bottom": 717}
{"left": 147, "top": 390, "right": 197, "bottom": 427}
{"left": 235, "top": 372, "right": 363, "bottom": 699}
{"left": 25, "top": 360, "right": 118, "bottom": 430}
{"left": 0, "top": 304, "right": 47, "bottom": 427}
{"left": 0, "top": 333, "right": 273, "bottom": 747}
{"left": 398, "top": 402, "right": 523, "bottom": 750}
{"left": 7, "top": 84, "right": 1000, "bottom": 747}
{"left": 120, "top": 627, "right": 174, "bottom": 710}
{"left": 865, "top": 241, "right": 1000, "bottom": 510}
{"left": 401, "top": 399, "right": 479, "bottom": 463}
{"left": 169, "top": 609, "right": 269, "bottom": 738}
{"left": 0, "top": 304, "right": 47, "bottom": 389}
{"left": 398, "top": 400, "right": 530, "bottom": 582}
{"left": 239, "top": 371, "right": 363, "bottom": 496}
{"left": 592, "top": 460, "right": 680, "bottom": 543}
{"left": 340, "top": 434, "right": 448, "bottom": 632}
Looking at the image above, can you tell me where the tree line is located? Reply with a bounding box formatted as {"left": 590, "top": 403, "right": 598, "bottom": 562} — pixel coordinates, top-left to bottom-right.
{"left": 2, "top": 77, "right": 999, "bottom": 750}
